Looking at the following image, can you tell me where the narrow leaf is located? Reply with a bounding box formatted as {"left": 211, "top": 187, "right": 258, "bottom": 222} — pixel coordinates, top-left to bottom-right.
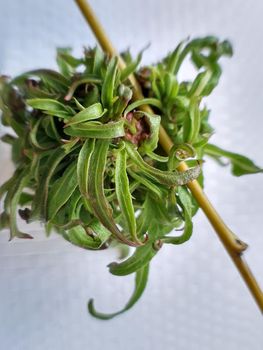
{"left": 92, "top": 46, "right": 105, "bottom": 75}
{"left": 88, "top": 264, "right": 149, "bottom": 320}
{"left": 30, "top": 147, "right": 70, "bottom": 220}
{"left": 125, "top": 142, "right": 201, "bottom": 186}
{"left": 205, "top": 144, "right": 263, "bottom": 176}
{"left": 115, "top": 147, "right": 139, "bottom": 243}
{"left": 124, "top": 98, "right": 162, "bottom": 116}
{"left": 101, "top": 57, "right": 118, "bottom": 109}
{"left": 64, "top": 120, "right": 125, "bottom": 139}
{"left": 47, "top": 161, "right": 78, "bottom": 220}
{"left": 27, "top": 98, "right": 73, "bottom": 118}
{"left": 162, "top": 186, "right": 193, "bottom": 244}
{"left": 65, "top": 103, "right": 106, "bottom": 126}
{"left": 108, "top": 243, "right": 158, "bottom": 276}
{"left": 127, "top": 169, "right": 167, "bottom": 200}
{"left": 77, "top": 138, "right": 95, "bottom": 195}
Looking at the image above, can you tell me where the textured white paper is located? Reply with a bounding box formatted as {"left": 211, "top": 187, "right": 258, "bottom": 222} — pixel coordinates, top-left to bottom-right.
{"left": 0, "top": 1, "right": 263, "bottom": 349}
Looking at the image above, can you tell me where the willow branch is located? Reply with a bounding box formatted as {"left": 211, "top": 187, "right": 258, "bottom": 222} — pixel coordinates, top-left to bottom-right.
{"left": 75, "top": 0, "right": 263, "bottom": 313}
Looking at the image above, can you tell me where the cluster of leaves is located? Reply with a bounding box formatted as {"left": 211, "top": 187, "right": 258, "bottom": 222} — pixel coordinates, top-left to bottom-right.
{"left": 0, "top": 37, "right": 262, "bottom": 319}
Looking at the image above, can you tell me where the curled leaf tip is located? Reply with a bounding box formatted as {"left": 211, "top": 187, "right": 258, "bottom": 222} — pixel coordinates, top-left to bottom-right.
{"left": 88, "top": 264, "right": 150, "bottom": 320}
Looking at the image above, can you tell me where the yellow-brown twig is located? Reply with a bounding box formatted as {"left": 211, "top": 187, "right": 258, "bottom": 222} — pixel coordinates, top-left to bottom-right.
{"left": 75, "top": 0, "right": 263, "bottom": 313}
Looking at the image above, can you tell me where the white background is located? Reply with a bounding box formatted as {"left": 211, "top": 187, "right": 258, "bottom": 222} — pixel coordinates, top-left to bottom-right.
{"left": 0, "top": 0, "right": 263, "bottom": 349}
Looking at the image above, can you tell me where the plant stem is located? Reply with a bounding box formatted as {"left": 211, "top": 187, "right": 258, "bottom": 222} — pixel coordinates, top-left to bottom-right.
{"left": 75, "top": 0, "right": 263, "bottom": 313}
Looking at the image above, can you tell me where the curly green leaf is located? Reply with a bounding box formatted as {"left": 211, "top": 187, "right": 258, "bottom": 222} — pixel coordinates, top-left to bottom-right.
{"left": 88, "top": 264, "right": 149, "bottom": 320}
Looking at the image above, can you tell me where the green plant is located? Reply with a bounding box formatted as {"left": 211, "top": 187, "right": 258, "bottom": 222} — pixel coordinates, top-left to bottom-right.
{"left": 0, "top": 38, "right": 261, "bottom": 319}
